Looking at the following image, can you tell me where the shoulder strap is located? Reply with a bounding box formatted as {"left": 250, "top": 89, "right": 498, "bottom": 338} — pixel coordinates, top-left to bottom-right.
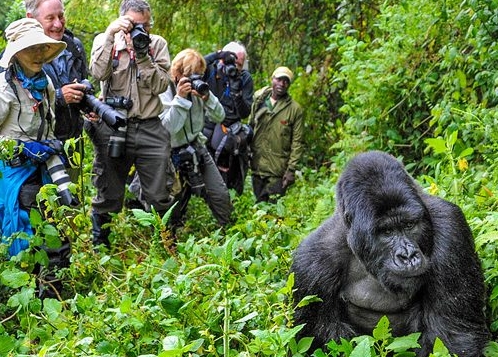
{"left": 64, "top": 35, "right": 80, "bottom": 58}
{"left": 169, "top": 80, "right": 177, "bottom": 96}
{"left": 0, "top": 49, "right": 5, "bottom": 74}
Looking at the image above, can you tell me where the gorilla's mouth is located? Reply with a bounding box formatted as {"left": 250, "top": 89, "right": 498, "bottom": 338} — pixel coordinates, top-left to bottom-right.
{"left": 391, "top": 253, "right": 429, "bottom": 277}
{"left": 379, "top": 270, "right": 425, "bottom": 298}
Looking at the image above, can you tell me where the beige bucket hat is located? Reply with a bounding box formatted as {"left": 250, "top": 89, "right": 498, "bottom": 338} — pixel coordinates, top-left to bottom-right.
{"left": 0, "top": 18, "right": 66, "bottom": 68}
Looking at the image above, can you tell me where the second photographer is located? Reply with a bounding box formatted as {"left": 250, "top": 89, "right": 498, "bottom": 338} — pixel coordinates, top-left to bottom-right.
{"left": 202, "top": 42, "right": 254, "bottom": 195}
{"left": 87, "top": 0, "right": 173, "bottom": 248}
{"left": 160, "top": 48, "right": 233, "bottom": 228}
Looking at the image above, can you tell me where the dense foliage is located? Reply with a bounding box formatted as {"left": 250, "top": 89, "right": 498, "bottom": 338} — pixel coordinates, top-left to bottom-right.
{"left": 1, "top": 0, "right": 498, "bottom": 355}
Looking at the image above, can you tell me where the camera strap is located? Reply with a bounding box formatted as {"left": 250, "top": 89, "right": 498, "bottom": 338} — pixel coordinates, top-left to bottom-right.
{"left": 36, "top": 103, "right": 46, "bottom": 141}
{"left": 112, "top": 44, "right": 155, "bottom": 69}
{"left": 112, "top": 45, "right": 136, "bottom": 67}
{"left": 182, "top": 108, "right": 195, "bottom": 145}
{"left": 109, "top": 44, "right": 147, "bottom": 100}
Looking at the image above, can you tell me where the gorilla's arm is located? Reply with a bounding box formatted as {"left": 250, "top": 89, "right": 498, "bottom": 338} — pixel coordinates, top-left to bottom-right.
{"left": 418, "top": 196, "right": 490, "bottom": 357}
{"left": 291, "top": 214, "right": 356, "bottom": 346}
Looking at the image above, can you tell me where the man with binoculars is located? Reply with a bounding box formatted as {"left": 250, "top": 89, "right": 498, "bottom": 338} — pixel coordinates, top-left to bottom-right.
{"left": 87, "top": 0, "right": 173, "bottom": 248}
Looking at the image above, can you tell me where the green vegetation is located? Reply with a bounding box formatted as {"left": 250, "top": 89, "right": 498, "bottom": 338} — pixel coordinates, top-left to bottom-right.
{"left": 1, "top": 0, "right": 498, "bottom": 355}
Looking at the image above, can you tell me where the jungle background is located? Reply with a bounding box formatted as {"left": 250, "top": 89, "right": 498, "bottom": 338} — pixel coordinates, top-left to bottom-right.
{"left": 1, "top": 0, "right": 498, "bottom": 355}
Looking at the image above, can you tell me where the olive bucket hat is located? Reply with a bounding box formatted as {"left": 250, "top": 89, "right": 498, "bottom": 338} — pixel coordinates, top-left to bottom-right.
{"left": 0, "top": 18, "right": 66, "bottom": 68}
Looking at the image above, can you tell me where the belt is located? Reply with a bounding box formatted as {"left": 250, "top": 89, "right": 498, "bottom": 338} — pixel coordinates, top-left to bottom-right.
{"left": 127, "top": 116, "right": 160, "bottom": 123}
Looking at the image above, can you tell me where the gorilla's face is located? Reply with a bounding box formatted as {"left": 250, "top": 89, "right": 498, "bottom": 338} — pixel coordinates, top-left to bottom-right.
{"left": 346, "top": 197, "right": 433, "bottom": 296}
{"left": 338, "top": 153, "right": 434, "bottom": 296}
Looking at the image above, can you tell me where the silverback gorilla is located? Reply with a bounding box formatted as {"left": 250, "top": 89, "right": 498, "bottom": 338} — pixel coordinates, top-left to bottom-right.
{"left": 291, "top": 151, "right": 490, "bottom": 356}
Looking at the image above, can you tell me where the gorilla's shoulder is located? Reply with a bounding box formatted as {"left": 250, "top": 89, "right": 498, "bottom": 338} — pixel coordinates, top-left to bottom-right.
{"left": 292, "top": 213, "right": 353, "bottom": 272}
{"left": 421, "top": 193, "right": 475, "bottom": 247}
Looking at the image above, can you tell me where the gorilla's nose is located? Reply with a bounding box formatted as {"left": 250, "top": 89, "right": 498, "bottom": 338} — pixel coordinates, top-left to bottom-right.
{"left": 394, "top": 243, "right": 423, "bottom": 269}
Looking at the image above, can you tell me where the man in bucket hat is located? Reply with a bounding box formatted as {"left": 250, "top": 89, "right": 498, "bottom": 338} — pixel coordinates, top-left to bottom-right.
{"left": 0, "top": 18, "right": 68, "bottom": 298}
{"left": 248, "top": 66, "right": 304, "bottom": 202}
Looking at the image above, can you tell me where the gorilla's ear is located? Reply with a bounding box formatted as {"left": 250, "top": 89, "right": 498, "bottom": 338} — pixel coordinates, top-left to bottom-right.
{"left": 344, "top": 210, "right": 352, "bottom": 228}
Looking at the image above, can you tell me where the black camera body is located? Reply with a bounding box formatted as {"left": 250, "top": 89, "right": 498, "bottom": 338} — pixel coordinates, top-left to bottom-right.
{"left": 80, "top": 79, "right": 127, "bottom": 130}
{"left": 189, "top": 74, "right": 209, "bottom": 96}
{"left": 177, "top": 145, "right": 205, "bottom": 196}
{"left": 105, "top": 96, "right": 133, "bottom": 110}
{"left": 130, "top": 24, "right": 151, "bottom": 52}
{"left": 223, "top": 53, "right": 238, "bottom": 78}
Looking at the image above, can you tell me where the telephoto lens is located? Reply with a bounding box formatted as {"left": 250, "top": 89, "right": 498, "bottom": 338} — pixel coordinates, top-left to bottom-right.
{"left": 45, "top": 155, "right": 78, "bottom": 206}
{"left": 108, "top": 126, "right": 127, "bottom": 158}
{"left": 80, "top": 79, "right": 127, "bottom": 130}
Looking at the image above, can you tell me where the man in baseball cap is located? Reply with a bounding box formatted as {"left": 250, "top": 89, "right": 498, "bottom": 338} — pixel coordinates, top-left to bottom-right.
{"left": 249, "top": 65, "right": 303, "bottom": 202}
{"left": 272, "top": 66, "right": 294, "bottom": 82}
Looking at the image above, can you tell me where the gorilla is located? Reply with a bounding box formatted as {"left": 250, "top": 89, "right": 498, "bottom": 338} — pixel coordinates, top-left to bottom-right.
{"left": 290, "top": 151, "right": 490, "bottom": 356}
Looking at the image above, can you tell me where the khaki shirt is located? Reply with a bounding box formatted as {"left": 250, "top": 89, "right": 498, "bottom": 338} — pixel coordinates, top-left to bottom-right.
{"left": 89, "top": 30, "right": 170, "bottom": 119}
{"left": 0, "top": 70, "right": 57, "bottom": 141}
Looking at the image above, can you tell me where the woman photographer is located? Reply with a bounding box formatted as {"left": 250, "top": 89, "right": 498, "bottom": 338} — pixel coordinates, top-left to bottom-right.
{"left": 0, "top": 18, "right": 70, "bottom": 298}
{"left": 161, "top": 48, "right": 233, "bottom": 228}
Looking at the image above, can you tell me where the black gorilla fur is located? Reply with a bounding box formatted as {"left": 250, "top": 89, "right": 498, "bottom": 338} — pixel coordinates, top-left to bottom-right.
{"left": 291, "top": 151, "right": 490, "bottom": 356}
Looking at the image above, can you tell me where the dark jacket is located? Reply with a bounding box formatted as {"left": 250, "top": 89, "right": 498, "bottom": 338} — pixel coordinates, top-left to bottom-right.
{"left": 43, "top": 29, "right": 88, "bottom": 141}
{"left": 204, "top": 54, "right": 254, "bottom": 126}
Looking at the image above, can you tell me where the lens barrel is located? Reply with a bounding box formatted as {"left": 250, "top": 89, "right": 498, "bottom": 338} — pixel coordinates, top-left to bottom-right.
{"left": 46, "top": 155, "right": 77, "bottom": 206}
{"left": 108, "top": 126, "right": 127, "bottom": 158}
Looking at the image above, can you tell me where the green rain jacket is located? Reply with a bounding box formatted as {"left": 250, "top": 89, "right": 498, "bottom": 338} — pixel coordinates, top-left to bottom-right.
{"left": 249, "top": 86, "right": 304, "bottom": 177}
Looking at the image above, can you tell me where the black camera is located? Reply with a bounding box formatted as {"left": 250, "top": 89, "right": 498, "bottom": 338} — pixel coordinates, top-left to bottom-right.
{"left": 105, "top": 96, "right": 133, "bottom": 110}
{"left": 130, "top": 24, "right": 151, "bottom": 52}
{"left": 80, "top": 79, "right": 127, "bottom": 130}
{"left": 5, "top": 146, "right": 26, "bottom": 167}
{"left": 177, "top": 145, "right": 205, "bottom": 196}
{"left": 223, "top": 53, "right": 238, "bottom": 78}
{"left": 189, "top": 74, "right": 209, "bottom": 96}
{"left": 79, "top": 80, "right": 128, "bottom": 158}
